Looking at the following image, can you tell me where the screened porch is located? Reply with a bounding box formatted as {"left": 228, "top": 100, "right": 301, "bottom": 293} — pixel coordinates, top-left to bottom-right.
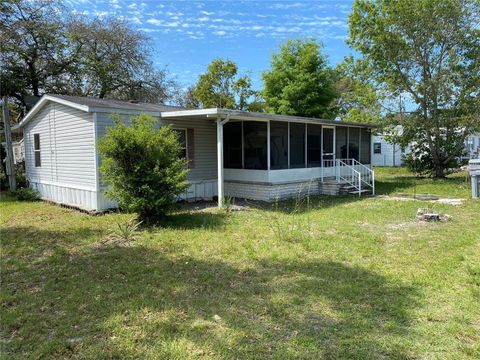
{"left": 222, "top": 120, "right": 372, "bottom": 183}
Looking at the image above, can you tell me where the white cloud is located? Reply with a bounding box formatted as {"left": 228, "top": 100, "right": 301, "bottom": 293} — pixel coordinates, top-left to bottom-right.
{"left": 146, "top": 18, "right": 162, "bottom": 26}
{"left": 213, "top": 30, "right": 226, "bottom": 36}
{"left": 200, "top": 11, "right": 214, "bottom": 15}
{"left": 269, "top": 2, "right": 305, "bottom": 10}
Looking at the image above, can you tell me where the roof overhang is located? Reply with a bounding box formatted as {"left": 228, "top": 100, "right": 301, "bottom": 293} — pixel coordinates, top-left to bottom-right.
{"left": 161, "top": 108, "right": 377, "bottom": 128}
{"left": 14, "top": 96, "right": 378, "bottom": 131}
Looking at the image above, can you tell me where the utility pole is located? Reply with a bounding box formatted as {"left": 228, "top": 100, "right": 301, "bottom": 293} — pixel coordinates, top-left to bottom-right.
{"left": 1, "top": 96, "right": 16, "bottom": 192}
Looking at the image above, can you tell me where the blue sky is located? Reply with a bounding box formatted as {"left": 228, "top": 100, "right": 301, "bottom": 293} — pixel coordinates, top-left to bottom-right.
{"left": 66, "top": 0, "right": 355, "bottom": 90}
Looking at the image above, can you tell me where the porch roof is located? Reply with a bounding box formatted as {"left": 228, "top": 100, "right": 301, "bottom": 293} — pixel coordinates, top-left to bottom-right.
{"left": 161, "top": 108, "right": 378, "bottom": 128}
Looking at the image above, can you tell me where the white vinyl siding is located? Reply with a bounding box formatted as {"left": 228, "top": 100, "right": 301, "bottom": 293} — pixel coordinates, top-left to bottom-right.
{"left": 95, "top": 112, "right": 217, "bottom": 182}
{"left": 25, "top": 102, "right": 96, "bottom": 189}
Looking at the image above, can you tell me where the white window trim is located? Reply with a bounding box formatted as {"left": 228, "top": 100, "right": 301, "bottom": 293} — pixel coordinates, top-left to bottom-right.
{"left": 34, "top": 133, "right": 41, "bottom": 167}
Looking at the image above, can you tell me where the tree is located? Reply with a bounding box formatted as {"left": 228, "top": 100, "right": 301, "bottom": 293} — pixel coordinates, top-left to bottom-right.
{"left": 98, "top": 114, "right": 188, "bottom": 221}
{"left": 68, "top": 17, "right": 176, "bottom": 101}
{"left": 178, "top": 86, "right": 201, "bottom": 109}
{"left": 334, "top": 57, "right": 382, "bottom": 124}
{"left": 0, "top": 0, "right": 77, "bottom": 111}
{"left": 262, "top": 38, "right": 337, "bottom": 118}
{"left": 193, "top": 59, "right": 258, "bottom": 110}
{"left": 348, "top": 0, "right": 480, "bottom": 177}
{"left": 0, "top": 0, "right": 179, "bottom": 115}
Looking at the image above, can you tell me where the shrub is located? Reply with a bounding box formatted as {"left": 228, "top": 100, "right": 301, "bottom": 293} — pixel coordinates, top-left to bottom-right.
{"left": 15, "top": 187, "right": 40, "bottom": 201}
{"left": 98, "top": 113, "right": 189, "bottom": 221}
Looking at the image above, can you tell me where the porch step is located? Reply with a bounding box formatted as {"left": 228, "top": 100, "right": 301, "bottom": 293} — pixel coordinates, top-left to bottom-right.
{"left": 320, "top": 180, "right": 372, "bottom": 196}
{"left": 348, "top": 189, "right": 372, "bottom": 195}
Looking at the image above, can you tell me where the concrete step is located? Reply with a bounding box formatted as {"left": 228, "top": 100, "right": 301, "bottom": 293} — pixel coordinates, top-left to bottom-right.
{"left": 348, "top": 189, "right": 372, "bottom": 195}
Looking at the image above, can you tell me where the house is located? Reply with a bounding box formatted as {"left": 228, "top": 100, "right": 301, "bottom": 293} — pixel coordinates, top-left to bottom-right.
{"left": 14, "top": 94, "right": 376, "bottom": 211}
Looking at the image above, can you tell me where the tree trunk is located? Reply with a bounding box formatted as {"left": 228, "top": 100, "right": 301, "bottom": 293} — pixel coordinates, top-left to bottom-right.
{"left": 434, "top": 163, "right": 445, "bottom": 178}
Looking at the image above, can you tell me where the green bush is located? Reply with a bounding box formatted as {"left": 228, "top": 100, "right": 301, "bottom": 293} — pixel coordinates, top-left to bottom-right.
{"left": 98, "top": 113, "right": 189, "bottom": 221}
{"left": 15, "top": 187, "right": 40, "bottom": 201}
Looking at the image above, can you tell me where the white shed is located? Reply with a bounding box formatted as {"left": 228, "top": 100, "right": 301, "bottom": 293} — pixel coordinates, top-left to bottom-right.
{"left": 371, "top": 134, "right": 409, "bottom": 167}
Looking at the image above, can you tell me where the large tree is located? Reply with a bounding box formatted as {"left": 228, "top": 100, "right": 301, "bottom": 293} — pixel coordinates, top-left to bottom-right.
{"left": 0, "top": 0, "right": 178, "bottom": 115}
{"left": 334, "top": 56, "right": 382, "bottom": 124}
{"left": 348, "top": 0, "right": 480, "bottom": 177}
{"left": 262, "top": 38, "right": 337, "bottom": 118}
{"left": 193, "top": 59, "right": 259, "bottom": 110}
{"left": 0, "top": 0, "right": 77, "bottom": 109}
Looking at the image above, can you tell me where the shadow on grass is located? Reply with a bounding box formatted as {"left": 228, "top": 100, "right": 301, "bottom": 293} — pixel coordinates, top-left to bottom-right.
{"left": 160, "top": 211, "right": 228, "bottom": 231}
{"left": 2, "top": 226, "right": 420, "bottom": 359}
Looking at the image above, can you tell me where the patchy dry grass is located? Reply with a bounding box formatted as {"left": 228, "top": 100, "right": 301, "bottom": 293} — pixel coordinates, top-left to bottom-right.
{"left": 1, "top": 169, "right": 479, "bottom": 359}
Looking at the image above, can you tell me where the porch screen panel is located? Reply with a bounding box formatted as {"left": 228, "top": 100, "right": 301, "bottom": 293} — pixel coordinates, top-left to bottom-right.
{"left": 270, "top": 121, "right": 288, "bottom": 169}
{"left": 336, "top": 126, "right": 348, "bottom": 159}
{"left": 360, "top": 128, "right": 371, "bottom": 164}
{"left": 223, "top": 122, "right": 242, "bottom": 169}
{"left": 290, "top": 123, "right": 306, "bottom": 168}
{"left": 348, "top": 127, "right": 360, "bottom": 160}
{"left": 307, "top": 124, "right": 322, "bottom": 167}
{"left": 244, "top": 122, "right": 267, "bottom": 170}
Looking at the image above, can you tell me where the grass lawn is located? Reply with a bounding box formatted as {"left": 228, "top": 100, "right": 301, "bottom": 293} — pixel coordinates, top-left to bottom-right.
{"left": 1, "top": 169, "right": 479, "bottom": 359}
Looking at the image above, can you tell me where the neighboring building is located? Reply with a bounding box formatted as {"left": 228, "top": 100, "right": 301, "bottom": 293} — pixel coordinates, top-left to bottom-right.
{"left": 12, "top": 139, "right": 25, "bottom": 164}
{"left": 371, "top": 125, "right": 410, "bottom": 167}
{"left": 372, "top": 129, "right": 480, "bottom": 167}
{"left": 1, "top": 139, "right": 24, "bottom": 165}
{"left": 371, "top": 134, "right": 409, "bottom": 167}
{"left": 14, "top": 94, "right": 376, "bottom": 211}
{"left": 465, "top": 134, "right": 480, "bottom": 159}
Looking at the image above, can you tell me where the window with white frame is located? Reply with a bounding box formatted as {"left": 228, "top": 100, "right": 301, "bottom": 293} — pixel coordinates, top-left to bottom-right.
{"left": 34, "top": 134, "right": 41, "bottom": 167}
{"left": 373, "top": 142, "right": 381, "bottom": 154}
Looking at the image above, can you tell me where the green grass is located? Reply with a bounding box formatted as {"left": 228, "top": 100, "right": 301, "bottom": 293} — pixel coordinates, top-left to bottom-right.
{"left": 374, "top": 167, "right": 472, "bottom": 198}
{"left": 1, "top": 169, "right": 479, "bottom": 359}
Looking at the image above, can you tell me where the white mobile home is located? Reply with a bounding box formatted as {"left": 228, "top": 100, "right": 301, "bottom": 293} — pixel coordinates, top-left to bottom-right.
{"left": 16, "top": 95, "right": 376, "bottom": 211}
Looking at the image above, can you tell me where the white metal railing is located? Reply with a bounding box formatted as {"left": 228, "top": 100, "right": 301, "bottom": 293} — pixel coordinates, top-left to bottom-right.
{"left": 321, "top": 158, "right": 375, "bottom": 195}
{"left": 349, "top": 158, "right": 375, "bottom": 195}
{"left": 336, "top": 159, "right": 362, "bottom": 196}
{"left": 335, "top": 159, "right": 375, "bottom": 196}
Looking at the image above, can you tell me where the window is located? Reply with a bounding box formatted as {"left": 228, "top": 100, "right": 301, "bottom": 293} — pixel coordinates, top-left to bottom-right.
{"left": 173, "top": 129, "right": 187, "bottom": 160}
{"left": 348, "top": 127, "right": 360, "bottom": 161}
{"left": 244, "top": 122, "right": 267, "bottom": 170}
{"left": 290, "top": 123, "right": 306, "bottom": 168}
{"left": 360, "top": 128, "right": 371, "bottom": 164}
{"left": 307, "top": 124, "right": 322, "bottom": 167}
{"left": 336, "top": 127, "right": 348, "bottom": 159}
{"left": 34, "top": 134, "right": 41, "bottom": 167}
{"left": 224, "top": 122, "right": 242, "bottom": 169}
{"left": 270, "top": 121, "right": 288, "bottom": 169}
{"left": 373, "top": 142, "right": 382, "bottom": 154}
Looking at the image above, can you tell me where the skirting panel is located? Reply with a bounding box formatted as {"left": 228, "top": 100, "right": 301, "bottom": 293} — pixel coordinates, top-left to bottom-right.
{"left": 225, "top": 180, "right": 321, "bottom": 202}
{"left": 96, "top": 180, "right": 219, "bottom": 211}
{"left": 30, "top": 181, "right": 97, "bottom": 211}
{"left": 179, "top": 180, "right": 218, "bottom": 201}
